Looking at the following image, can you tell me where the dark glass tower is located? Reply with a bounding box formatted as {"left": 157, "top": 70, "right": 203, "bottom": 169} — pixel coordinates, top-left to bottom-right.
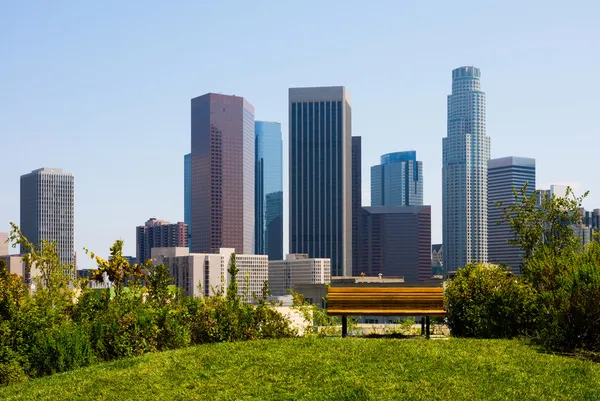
{"left": 289, "top": 86, "right": 352, "bottom": 276}
{"left": 191, "top": 93, "right": 255, "bottom": 254}
{"left": 184, "top": 153, "right": 191, "bottom": 249}
{"left": 371, "top": 151, "right": 423, "bottom": 207}
{"left": 255, "top": 121, "right": 283, "bottom": 260}
{"left": 351, "top": 136, "right": 362, "bottom": 275}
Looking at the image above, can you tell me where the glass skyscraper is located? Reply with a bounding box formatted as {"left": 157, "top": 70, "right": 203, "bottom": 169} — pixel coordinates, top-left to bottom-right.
{"left": 190, "top": 93, "right": 255, "bottom": 254}
{"left": 255, "top": 121, "right": 283, "bottom": 260}
{"left": 488, "top": 157, "right": 536, "bottom": 274}
{"left": 371, "top": 151, "right": 423, "bottom": 207}
{"left": 443, "top": 66, "right": 491, "bottom": 272}
{"left": 289, "top": 86, "right": 352, "bottom": 277}
{"left": 351, "top": 136, "right": 362, "bottom": 276}
{"left": 184, "top": 153, "right": 191, "bottom": 249}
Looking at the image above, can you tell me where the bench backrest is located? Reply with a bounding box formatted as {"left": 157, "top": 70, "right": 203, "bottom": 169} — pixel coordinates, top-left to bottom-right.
{"left": 327, "top": 287, "right": 445, "bottom": 316}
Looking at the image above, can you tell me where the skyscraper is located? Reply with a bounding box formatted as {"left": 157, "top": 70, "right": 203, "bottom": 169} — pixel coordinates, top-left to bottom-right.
{"left": 358, "top": 206, "right": 432, "bottom": 281}
{"left": 371, "top": 151, "right": 423, "bottom": 207}
{"left": 184, "top": 153, "right": 191, "bottom": 249}
{"left": 488, "top": 157, "right": 536, "bottom": 274}
{"left": 136, "top": 218, "right": 187, "bottom": 264}
{"left": 255, "top": 121, "right": 283, "bottom": 260}
{"left": 190, "top": 93, "right": 255, "bottom": 254}
{"left": 289, "top": 86, "right": 352, "bottom": 277}
{"left": 20, "top": 168, "right": 75, "bottom": 266}
{"left": 443, "top": 66, "right": 491, "bottom": 272}
{"left": 351, "top": 136, "right": 362, "bottom": 276}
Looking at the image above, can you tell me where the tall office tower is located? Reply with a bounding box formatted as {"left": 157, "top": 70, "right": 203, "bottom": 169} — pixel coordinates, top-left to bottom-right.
{"left": 20, "top": 168, "right": 75, "bottom": 267}
{"left": 255, "top": 121, "right": 283, "bottom": 260}
{"left": 583, "top": 209, "right": 600, "bottom": 232}
{"left": 371, "top": 151, "right": 423, "bottom": 206}
{"left": 358, "top": 206, "right": 431, "bottom": 281}
{"left": 488, "top": 157, "right": 536, "bottom": 274}
{"left": 289, "top": 86, "right": 353, "bottom": 277}
{"left": 351, "top": 136, "right": 362, "bottom": 275}
{"left": 184, "top": 153, "right": 191, "bottom": 249}
{"left": 191, "top": 93, "right": 255, "bottom": 254}
{"left": 136, "top": 218, "right": 187, "bottom": 264}
{"left": 442, "top": 66, "right": 491, "bottom": 272}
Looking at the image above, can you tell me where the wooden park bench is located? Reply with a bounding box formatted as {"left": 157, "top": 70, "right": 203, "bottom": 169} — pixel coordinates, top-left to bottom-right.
{"left": 327, "top": 286, "right": 445, "bottom": 338}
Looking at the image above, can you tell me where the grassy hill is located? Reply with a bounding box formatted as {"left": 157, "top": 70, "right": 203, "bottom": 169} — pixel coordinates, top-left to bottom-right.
{"left": 2, "top": 337, "right": 599, "bottom": 400}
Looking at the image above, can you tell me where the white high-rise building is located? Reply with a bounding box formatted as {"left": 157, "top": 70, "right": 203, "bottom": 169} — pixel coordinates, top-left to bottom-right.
{"left": 20, "top": 168, "right": 75, "bottom": 267}
{"left": 152, "top": 247, "right": 268, "bottom": 303}
{"left": 268, "top": 254, "right": 331, "bottom": 296}
{"left": 443, "top": 67, "right": 491, "bottom": 272}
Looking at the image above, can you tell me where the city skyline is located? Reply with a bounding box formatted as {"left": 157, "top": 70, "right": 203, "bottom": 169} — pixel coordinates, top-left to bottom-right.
{"left": 3, "top": 2, "right": 599, "bottom": 267}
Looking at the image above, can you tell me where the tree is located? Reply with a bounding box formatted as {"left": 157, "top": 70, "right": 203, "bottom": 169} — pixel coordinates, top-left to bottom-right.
{"left": 84, "top": 240, "right": 146, "bottom": 296}
{"left": 147, "top": 264, "right": 174, "bottom": 307}
{"left": 498, "top": 184, "right": 588, "bottom": 278}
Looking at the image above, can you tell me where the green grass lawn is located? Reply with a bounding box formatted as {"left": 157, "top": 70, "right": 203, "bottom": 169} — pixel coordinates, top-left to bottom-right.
{"left": 2, "top": 337, "right": 600, "bottom": 400}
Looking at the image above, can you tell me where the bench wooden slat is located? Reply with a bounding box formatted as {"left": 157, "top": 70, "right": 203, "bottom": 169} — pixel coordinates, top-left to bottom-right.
{"left": 326, "top": 286, "right": 446, "bottom": 317}
{"left": 328, "top": 287, "right": 443, "bottom": 294}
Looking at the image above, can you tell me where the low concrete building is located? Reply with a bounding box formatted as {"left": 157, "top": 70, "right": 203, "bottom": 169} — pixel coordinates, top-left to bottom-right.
{"left": 268, "top": 254, "right": 331, "bottom": 296}
{"left": 0, "top": 254, "right": 41, "bottom": 286}
{"left": 0, "top": 232, "right": 8, "bottom": 256}
{"left": 151, "top": 247, "right": 268, "bottom": 303}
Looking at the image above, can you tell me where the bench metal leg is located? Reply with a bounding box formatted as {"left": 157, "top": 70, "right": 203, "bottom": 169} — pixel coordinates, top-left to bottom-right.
{"left": 342, "top": 315, "right": 348, "bottom": 338}
{"left": 421, "top": 317, "right": 425, "bottom": 336}
{"left": 426, "top": 316, "right": 431, "bottom": 339}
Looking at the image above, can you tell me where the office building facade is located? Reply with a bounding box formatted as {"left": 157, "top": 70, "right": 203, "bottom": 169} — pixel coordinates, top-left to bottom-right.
{"left": 191, "top": 93, "right": 255, "bottom": 254}
{"left": 487, "top": 157, "right": 536, "bottom": 274}
{"left": 153, "top": 247, "right": 268, "bottom": 303}
{"left": 442, "top": 66, "right": 491, "bottom": 272}
{"left": 136, "top": 218, "right": 187, "bottom": 264}
{"left": 289, "top": 86, "right": 352, "bottom": 276}
{"left": 268, "top": 254, "right": 331, "bottom": 296}
{"left": 358, "top": 206, "right": 431, "bottom": 281}
{"left": 20, "top": 168, "right": 75, "bottom": 267}
{"left": 255, "top": 121, "right": 283, "bottom": 260}
{"left": 371, "top": 151, "right": 423, "bottom": 207}
{"left": 184, "top": 153, "right": 191, "bottom": 249}
{"left": 351, "top": 136, "right": 362, "bottom": 275}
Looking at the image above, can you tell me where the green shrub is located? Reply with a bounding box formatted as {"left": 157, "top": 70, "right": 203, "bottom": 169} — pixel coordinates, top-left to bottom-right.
{"left": 90, "top": 289, "right": 159, "bottom": 361}
{"left": 445, "top": 263, "right": 537, "bottom": 338}
{"left": 528, "top": 243, "right": 600, "bottom": 352}
{"left": 28, "top": 323, "right": 92, "bottom": 377}
{"left": 156, "top": 307, "right": 191, "bottom": 351}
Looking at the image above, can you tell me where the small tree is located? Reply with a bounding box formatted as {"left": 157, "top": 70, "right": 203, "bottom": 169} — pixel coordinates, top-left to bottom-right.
{"left": 226, "top": 253, "right": 240, "bottom": 304}
{"left": 84, "top": 240, "right": 145, "bottom": 295}
{"left": 147, "top": 264, "right": 174, "bottom": 307}
{"left": 498, "top": 185, "right": 588, "bottom": 281}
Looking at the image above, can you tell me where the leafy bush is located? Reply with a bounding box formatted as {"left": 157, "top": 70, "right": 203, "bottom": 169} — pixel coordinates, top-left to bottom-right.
{"left": 528, "top": 243, "right": 600, "bottom": 351}
{"left": 90, "top": 289, "right": 159, "bottom": 361}
{"left": 28, "top": 323, "right": 92, "bottom": 377}
{"left": 445, "top": 263, "right": 537, "bottom": 338}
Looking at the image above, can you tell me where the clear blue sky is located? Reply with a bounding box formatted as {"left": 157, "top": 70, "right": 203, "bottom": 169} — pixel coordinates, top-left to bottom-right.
{"left": 2, "top": 1, "right": 599, "bottom": 269}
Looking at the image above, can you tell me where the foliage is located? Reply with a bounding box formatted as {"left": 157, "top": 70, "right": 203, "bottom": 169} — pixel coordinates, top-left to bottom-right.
{"left": 83, "top": 240, "right": 146, "bottom": 296}
{"left": 27, "top": 323, "right": 92, "bottom": 377}
{"left": 3, "top": 338, "right": 600, "bottom": 400}
{"left": 527, "top": 242, "right": 600, "bottom": 351}
{"left": 146, "top": 263, "right": 174, "bottom": 307}
{"left": 492, "top": 184, "right": 600, "bottom": 352}
{"left": 498, "top": 184, "right": 588, "bottom": 277}
{"left": 0, "top": 224, "right": 295, "bottom": 386}
{"left": 445, "top": 263, "right": 537, "bottom": 338}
